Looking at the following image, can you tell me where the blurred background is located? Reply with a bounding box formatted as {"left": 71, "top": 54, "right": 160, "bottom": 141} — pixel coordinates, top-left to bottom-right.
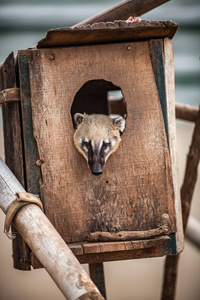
{"left": 0, "top": 0, "right": 199, "bottom": 299}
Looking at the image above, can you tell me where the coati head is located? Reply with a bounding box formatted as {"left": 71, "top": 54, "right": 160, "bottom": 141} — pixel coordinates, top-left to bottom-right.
{"left": 73, "top": 113, "right": 126, "bottom": 175}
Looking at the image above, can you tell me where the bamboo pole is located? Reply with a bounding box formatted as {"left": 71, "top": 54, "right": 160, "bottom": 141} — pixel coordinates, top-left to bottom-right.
{"left": 74, "top": 0, "right": 170, "bottom": 27}
{"left": 0, "top": 158, "right": 104, "bottom": 300}
{"left": 161, "top": 107, "right": 200, "bottom": 300}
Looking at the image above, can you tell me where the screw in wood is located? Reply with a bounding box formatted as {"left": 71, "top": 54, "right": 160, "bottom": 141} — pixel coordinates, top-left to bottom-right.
{"left": 48, "top": 53, "right": 55, "bottom": 60}
{"left": 36, "top": 159, "right": 43, "bottom": 166}
{"left": 126, "top": 45, "right": 131, "bottom": 51}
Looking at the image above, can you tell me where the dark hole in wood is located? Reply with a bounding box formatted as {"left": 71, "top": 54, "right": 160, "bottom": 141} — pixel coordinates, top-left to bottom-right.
{"left": 70, "top": 79, "right": 127, "bottom": 128}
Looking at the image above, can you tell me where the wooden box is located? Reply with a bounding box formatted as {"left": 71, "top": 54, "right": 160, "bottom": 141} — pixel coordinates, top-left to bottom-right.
{"left": 0, "top": 20, "right": 184, "bottom": 269}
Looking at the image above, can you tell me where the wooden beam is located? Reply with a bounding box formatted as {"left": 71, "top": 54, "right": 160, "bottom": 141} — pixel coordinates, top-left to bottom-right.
{"left": 0, "top": 158, "right": 104, "bottom": 300}
{"left": 74, "top": 0, "right": 170, "bottom": 27}
{"left": 0, "top": 52, "right": 29, "bottom": 270}
{"left": 175, "top": 103, "right": 199, "bottom": 122}
{"left": 181, "top": 108, "right": 200, "bottom": 231}
{"left": 0, "top": 88, "right": 20, "bottom": 105}
{"left": 89, "top": 263, "right": 107, "bottom": 299}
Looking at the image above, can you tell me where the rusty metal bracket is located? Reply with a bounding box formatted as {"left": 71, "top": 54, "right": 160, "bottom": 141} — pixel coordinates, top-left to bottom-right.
{"left": 4, "top": 192, "right": 44, "bottom": 239}
{"left": 0, "top": 88, "right": 20, "bottom": 105}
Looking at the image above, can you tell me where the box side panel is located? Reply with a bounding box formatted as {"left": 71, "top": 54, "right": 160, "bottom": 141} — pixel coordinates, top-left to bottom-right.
{"left": 28, "top": 41, "right": 176, "bottom": 250}
{"left": 1, "top": 52, "right": 30, "bottom": 270}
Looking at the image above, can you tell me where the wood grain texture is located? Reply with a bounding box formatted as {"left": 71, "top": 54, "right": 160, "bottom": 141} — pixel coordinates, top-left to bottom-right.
{"left": 0, "top": 52, "right": 30, "bottom": 270}
{"left": 74, "top": 0, "right": 170, "bottom": 27}
{"left": 68, "top": 235, "right": 170, "bottom": 256}
{"left": 163, "top": 38, "right": 184, "bottom": 253}
{"left": 175, "top": 103, "right": 199, "bottom": 123}
{"left": 37, "top": 20, "right": 178, "bottom": 48}
{"left": 27, "top": 41, "right": 176, "bottom": 252}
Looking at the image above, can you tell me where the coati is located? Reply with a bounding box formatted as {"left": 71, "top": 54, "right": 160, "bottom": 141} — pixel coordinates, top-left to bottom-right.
{"left": 73, "top": 113, "right": 126, "bottom": 175}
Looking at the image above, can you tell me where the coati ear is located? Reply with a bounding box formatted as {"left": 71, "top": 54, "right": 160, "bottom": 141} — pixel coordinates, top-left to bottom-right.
{"left": 113, "top": 116, "right": 126, "bottom": 133}
{"left": 74, "top": 113, "right": 84, "bottom": 126}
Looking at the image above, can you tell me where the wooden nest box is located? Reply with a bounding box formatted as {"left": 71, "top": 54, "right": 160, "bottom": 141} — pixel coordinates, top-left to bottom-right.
{"left": 1, "top": 20, "right": 184, "bottom": 269}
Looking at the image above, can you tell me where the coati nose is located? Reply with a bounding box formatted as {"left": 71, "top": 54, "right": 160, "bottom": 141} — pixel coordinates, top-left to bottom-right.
{"left": 91, "top": 163, "right": 103, "bottom": 176}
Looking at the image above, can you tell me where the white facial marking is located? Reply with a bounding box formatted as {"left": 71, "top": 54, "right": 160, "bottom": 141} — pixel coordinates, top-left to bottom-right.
{"left": 78, "top": 138, "right": 82, "bottom": 143}
{"left": 84, "top": 137, "right": 89, "bottom": 142}
{"left": 105, "top": 139, "right": 109, "bottom": 143}
{"left": 104, "top": 147, "right": 110, "bottom": 154}
{"left": 83, "top": 146, "right": 88, "bottom": 152}
{"left": 111, "top": 140, "right": 116, "bottom": 146}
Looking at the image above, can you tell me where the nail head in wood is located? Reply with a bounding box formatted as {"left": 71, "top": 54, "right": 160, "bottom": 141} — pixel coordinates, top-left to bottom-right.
{"left": 48, "top": 53, "right": 55, "bottom": 61}
{"left": 36, "top": 159, "right": 43, "bottom": 166}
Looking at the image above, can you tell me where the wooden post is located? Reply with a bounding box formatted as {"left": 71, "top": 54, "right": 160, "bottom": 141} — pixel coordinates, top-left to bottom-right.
{"left": 175, "top": 103, "right": 199, "bottom": 122}
{"left": 161, "top": 107, "right": 200, "bottom": 300}
{"left": 89, "top": 263, "right": 107, "bottom": 299}
{"left": 0, "top": 158, "right": 104, "bottom": 300}
{"left": 0, "top": 52, "right": 31, "bottom": 270}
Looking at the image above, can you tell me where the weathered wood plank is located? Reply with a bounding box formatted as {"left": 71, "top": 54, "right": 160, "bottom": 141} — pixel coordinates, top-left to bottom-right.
{"left": 163, "top": 38, "right": 184, "bottom": 254}
{"left": 27, "top": 41, "right": 176, "bottom": 262}
{"left": 37, "top": 20, "right": 178, "bottom": 48}
{"left": 175, "top": 103, "right": 199, "bottom": 123}
{"left": 0, "top": 52, "right": 30, "bottom": 270}
{"left": 75, "top": 236, "right": 170, "bottom": 255}
{"left": 74, "top": 0, "right": 170, "bottom": 27}
{"left": 17, "top": 50, "right": 43, "bottom": 269}
{"left": 75, "top": 246, "right": 170, "bottom": 264}
{"left": 18, "top": 51, "right": 41, "bottom": 196}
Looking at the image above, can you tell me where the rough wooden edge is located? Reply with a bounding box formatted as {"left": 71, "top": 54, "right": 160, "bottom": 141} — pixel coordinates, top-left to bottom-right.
{"left": 74, "top": 247, "right": 169, "bottom": 264}
{"left": 68, "top": 236, "right": 170, "bottom": 257}
{"left": 163, "top": 38, "right": 184, "bottom": 254}
{"left": 37, "top": 20, "right": 178, "bottom": 48}
{"left": 73, "top": 20, "right": 177, "bottom": 31}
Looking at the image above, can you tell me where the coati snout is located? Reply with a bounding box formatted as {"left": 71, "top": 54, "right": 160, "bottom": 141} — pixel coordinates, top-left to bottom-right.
{"left": 73, "top": 113, "right": 125, "bottom": 175}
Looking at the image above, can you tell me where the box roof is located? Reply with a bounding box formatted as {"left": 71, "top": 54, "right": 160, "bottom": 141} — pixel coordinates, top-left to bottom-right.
{"left": 37, "top": 20, "right": 178, "bottom": 48}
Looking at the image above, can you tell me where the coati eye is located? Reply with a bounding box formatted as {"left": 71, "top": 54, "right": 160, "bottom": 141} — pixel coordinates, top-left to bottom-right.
{"left": 102, "top": 141, "right": 110, "bottom": 150}
{"left": 82, "top": 141, "right": 91, "bottom": 152}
